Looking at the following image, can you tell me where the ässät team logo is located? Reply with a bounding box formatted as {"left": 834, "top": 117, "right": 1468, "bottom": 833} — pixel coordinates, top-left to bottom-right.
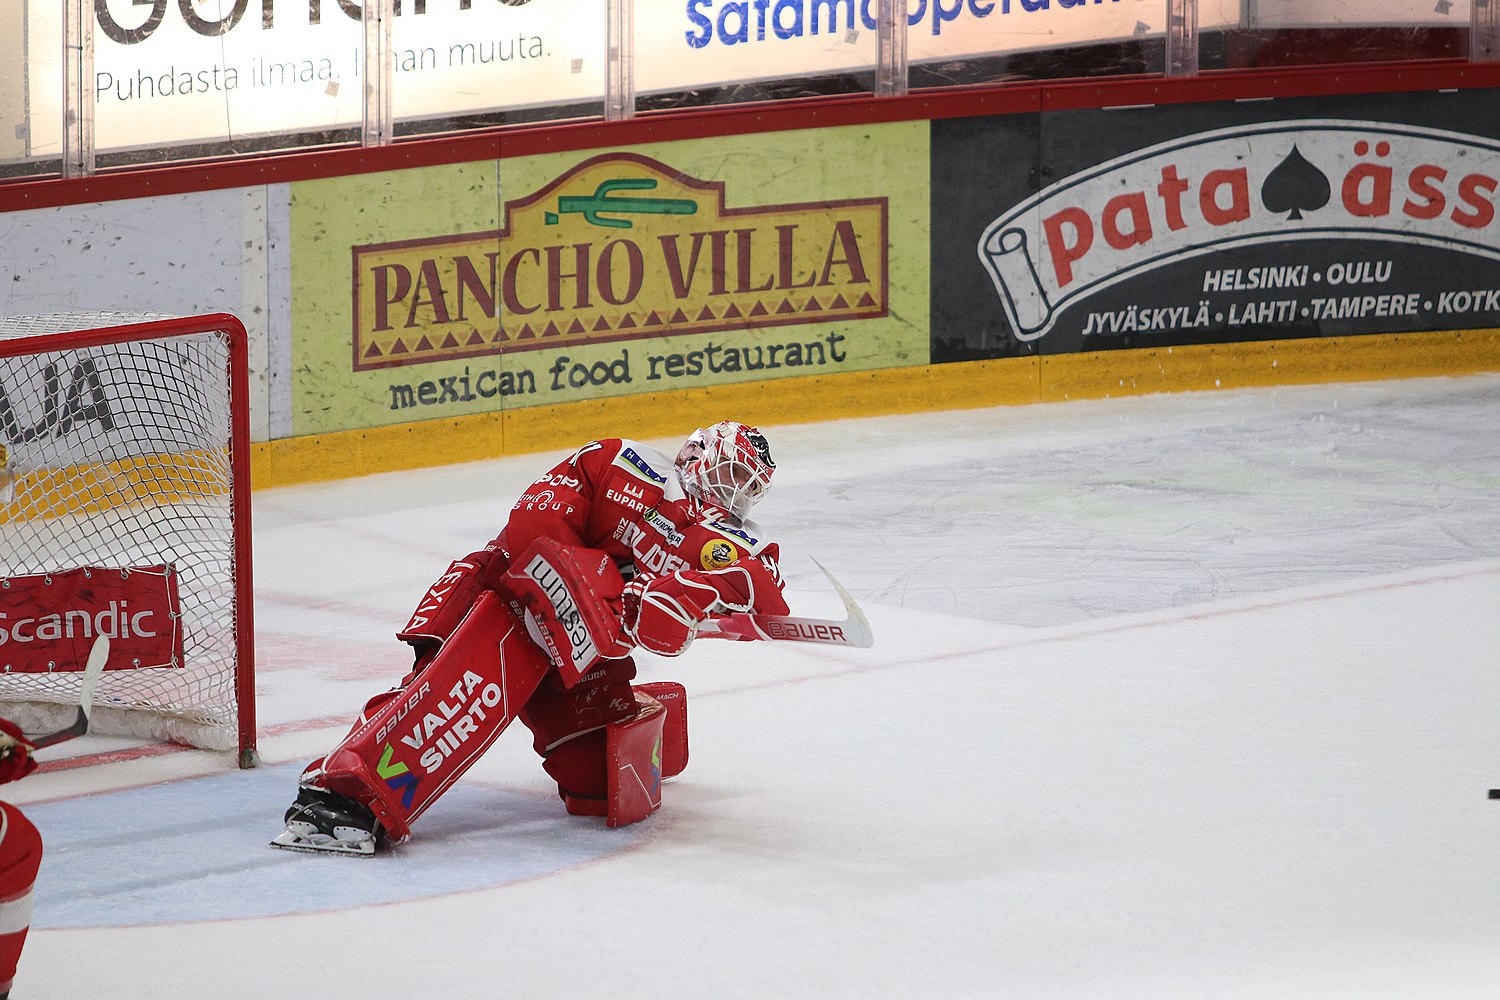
{"left": 978, "top": 120, "right": 1500, "bottom": 340}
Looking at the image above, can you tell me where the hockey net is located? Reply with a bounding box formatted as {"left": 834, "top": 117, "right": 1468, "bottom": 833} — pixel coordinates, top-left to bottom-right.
{"left": 0, "top": 312, "right": 256, "bottom": 766}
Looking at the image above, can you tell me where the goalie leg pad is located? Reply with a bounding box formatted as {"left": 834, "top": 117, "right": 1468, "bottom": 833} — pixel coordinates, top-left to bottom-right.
{"left": 634, "top": 681, "right": 688, "bottom": 778}
{"left": 557, "top": 691, "right": 671, "bottom": 826}
{"left": 521, "top": 656, "right": 638, "bottom": 803}
{"left": 312, "top": 591, "right": 551, "bottom": 843}
{"left": 605, "top": 692, "right": 668, "bottom": 828}
{"left": 538, "top": 678, "right": 685, "bottom": 816}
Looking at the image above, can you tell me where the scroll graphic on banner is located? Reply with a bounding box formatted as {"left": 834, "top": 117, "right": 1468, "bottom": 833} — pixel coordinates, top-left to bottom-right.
{"left": 976, "top": 120, "right": 1500, "bottom": 341}
{"left": 980, "top": 227, "right": 1054, "bottom": 340}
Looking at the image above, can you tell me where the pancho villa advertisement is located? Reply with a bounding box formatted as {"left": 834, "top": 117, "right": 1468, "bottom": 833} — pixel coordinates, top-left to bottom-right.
{"left": 931, "top": 89, "right": 1500, "bottom": 360}
{"left": 290, "top": 123, "right": 927, "bottom": 436}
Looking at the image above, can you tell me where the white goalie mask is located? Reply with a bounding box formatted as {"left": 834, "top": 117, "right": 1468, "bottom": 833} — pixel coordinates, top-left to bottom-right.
{"left": 674, "top": 421, "right": 775, "bottom": 524}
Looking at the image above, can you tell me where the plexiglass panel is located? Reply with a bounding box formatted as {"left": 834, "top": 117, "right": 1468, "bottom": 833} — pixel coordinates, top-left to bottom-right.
{"left": 82, "top": 0, "right": 365, "bottom": 167}
{"left": 3, "top": 0, "right": 63, "bottom": 178}
{"left": 1209, "top": 0, "right": 1469, "bottom": 70}
{"left": 3, "top": 0, "right": 1497, "bottom": 180}
{"left": 633, "top": 0, "right": 879, "bottom": 111}
{"left": 1253, "top": 0, "right": 1469, "bottom": 28}
{"left": 907, "top": 0, "right": 1167, "bottom": 88}
{"left": 392, "top": 0, "right": 606, "bottom": 137}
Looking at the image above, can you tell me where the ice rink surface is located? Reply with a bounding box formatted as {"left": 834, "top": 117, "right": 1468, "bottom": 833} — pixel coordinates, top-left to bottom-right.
{"left": 9, "top": 373, "right": 1500, "bottom": 999}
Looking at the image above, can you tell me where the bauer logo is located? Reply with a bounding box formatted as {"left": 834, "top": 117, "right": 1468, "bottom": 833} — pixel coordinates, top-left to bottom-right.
{"left": 977, "top": 120, "right": 1500, "bottom": 341}
{"left": 765, "top": 620, "right": 847, "bottom": 642}
{"left": 351, "top": 152, "right": 888, "bottom": 370}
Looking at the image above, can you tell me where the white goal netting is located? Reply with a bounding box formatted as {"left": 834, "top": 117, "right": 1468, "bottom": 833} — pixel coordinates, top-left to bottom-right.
{"left": 0, "top": 312, "right": 253, "bottom": 758}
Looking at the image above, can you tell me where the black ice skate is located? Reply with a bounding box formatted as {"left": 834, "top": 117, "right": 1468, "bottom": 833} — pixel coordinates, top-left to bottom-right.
{"left": 270, "top": 785, "right": 382, "bottom": 857}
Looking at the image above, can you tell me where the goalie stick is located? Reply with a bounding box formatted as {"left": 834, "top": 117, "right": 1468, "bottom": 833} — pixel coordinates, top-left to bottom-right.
{"left": 699, "top": 559, "right": 874, "bottom": 648}
{"left": 1, "top": 635, "right": 110, "bottom": 752}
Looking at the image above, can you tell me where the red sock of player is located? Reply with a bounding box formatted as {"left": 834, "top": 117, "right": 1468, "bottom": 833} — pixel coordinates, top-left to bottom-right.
{"left": 0, "top": 803, "right": 43, "bottom": 995}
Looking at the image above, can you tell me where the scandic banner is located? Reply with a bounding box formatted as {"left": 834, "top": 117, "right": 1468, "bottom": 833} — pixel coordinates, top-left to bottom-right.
{"left": 0, "top": 565, "right": 183, "bottom": 673}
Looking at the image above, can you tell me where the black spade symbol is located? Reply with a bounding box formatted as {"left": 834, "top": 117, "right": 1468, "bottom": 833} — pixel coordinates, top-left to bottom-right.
{"left": 1260, "top": 145, "right": 1331, "bottom": 221}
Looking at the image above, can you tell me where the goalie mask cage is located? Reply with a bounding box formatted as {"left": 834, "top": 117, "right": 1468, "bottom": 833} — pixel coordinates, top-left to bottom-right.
{"left": 0, "top": 312, "right": 256, "bottom": 767}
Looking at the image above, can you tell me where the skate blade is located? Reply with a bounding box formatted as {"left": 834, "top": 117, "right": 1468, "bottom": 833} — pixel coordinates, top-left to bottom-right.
{"left": 269, "top": 828, "right": 376, "bottom": 857}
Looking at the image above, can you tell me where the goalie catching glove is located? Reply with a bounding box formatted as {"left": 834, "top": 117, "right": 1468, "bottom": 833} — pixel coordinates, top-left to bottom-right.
{"left": 622, "top": 560, "right": 785, "bottom": 656}
{"left": 503, "top": 539, "right": 788, "bottom": 665}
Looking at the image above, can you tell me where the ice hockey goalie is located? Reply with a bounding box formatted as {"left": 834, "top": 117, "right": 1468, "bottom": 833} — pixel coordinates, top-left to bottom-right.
{"left": 272, "top": 421, "right": 789, "bottom": 856}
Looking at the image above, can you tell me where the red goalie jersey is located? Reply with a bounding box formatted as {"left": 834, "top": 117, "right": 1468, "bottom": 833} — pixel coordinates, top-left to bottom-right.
{"left": 495, "top": 436, "right": 789, "bottom": 630}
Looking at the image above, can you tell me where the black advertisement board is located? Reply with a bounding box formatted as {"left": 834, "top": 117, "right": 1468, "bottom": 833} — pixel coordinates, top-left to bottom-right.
{"left": 931, "top": 88, "right": 1500, "bottom": 361}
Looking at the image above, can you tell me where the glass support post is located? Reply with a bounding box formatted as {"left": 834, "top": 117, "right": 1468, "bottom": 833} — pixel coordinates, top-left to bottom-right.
{"left": 876, "top": 0, "right": 909, "bottom": 97}
{"left": 62, "top": 0, "right": 95, "bottom": 178}
{"left": 1475, "top": 0, "right": 1500, "bottom": 62}
{"left": 606, "top": 0, "right": 635, "bottom": 121}
{"left": 1166, "top": 0, "right": 1199, "bottom": 77}
{"left": 363, "top": 0, "right": 394, "bottom": 147}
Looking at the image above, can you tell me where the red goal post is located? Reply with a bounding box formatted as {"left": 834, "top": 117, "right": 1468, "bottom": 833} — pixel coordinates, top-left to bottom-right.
{"left": 0, "top": 312, "right": 256, "bottom": 767}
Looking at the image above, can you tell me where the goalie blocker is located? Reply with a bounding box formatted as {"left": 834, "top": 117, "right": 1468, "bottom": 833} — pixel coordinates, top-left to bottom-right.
{"left": 285, "top": 540, "right": 687, "bottom": 850}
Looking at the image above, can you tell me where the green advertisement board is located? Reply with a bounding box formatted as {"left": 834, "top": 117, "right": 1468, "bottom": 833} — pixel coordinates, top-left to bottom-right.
{"left": 289, "top": 122, "right": 929, "bottom": 436}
